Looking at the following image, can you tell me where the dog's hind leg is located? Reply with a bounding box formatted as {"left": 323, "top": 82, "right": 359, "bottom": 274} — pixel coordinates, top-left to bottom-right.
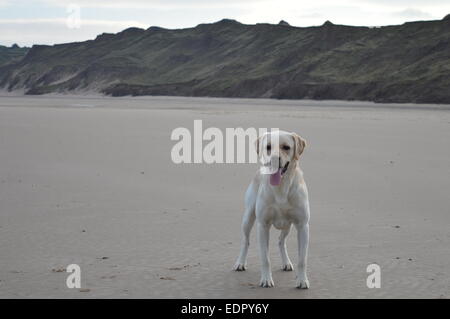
{"left": 233, "top": 207, "right": 255, "bottom": 271}
{"left": 279, "top": 225, "right": 293, "bottom": 271}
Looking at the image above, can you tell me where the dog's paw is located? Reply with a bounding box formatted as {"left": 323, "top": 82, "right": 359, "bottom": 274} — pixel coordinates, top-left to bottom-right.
{"left": 282, "top": 262, "right": 293, "bottom": 271}
{"left": 296, "top": 277, "right": 310, "bottom": 289}
{"left": 233, "top": 262, "right": 247, "bottom": 271}
{"left": 259, "top": 275, "right": 274, "bottom": 288}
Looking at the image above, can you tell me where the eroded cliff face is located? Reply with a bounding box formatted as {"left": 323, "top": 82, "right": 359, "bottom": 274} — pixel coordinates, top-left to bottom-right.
{"left": 1, "top": 17, "right": 449, "bottom": 104}
{"left": 0, "top": 44, "right": 29, "bottom": 67}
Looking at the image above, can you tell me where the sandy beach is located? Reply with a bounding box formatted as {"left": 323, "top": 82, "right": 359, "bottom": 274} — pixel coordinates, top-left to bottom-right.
{"left": 0, "top": 95, "right": 449, "bottom": 298}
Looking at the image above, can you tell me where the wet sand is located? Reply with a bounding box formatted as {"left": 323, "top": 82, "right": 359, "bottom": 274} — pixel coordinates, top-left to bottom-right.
{"left": 0, "top": 95, "right": 449, "bottom": 298}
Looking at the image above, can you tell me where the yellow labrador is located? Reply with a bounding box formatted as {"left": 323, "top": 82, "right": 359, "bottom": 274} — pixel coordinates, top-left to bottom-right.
{"left": 233, "top": 130, "right": 310, "bottom": 289}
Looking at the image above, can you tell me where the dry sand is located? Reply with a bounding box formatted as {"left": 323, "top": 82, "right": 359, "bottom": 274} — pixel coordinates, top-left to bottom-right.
{"left": 0, "top": 95, "right": 449, "bottom": 298}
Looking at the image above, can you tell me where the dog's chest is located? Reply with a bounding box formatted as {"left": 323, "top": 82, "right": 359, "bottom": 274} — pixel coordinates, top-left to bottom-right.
{"left": 270, "top": 202, "right": 295, "bottom": 229}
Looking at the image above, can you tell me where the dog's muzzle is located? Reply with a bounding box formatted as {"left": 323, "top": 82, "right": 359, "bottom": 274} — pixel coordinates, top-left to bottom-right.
{"left": 281, "top": 161, "right": 289, "bottom": 175}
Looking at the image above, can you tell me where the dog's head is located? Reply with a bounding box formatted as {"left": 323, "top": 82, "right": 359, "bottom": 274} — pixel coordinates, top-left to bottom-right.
{"left": 256, "top": 130, "right": 306, "bottom": 186}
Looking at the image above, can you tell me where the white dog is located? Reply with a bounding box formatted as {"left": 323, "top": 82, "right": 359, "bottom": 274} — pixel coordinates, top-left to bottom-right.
{"left": 233, "top": 130, "right": 310, "bottom": 289}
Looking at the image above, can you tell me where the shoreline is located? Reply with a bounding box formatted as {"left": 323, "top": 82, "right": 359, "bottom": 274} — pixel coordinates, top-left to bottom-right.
{"left": 1, "top": 93, "right": 450, "bottom": 111}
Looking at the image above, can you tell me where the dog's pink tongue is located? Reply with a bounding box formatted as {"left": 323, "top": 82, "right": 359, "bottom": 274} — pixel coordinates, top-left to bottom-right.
{"left": 270, "top": 169, "right": 282, "bottom": 186}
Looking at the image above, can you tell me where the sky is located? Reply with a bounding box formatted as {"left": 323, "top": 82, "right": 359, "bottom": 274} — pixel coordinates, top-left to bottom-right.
{"left": 0, "top": 0, "right": 449, "bottom": 47}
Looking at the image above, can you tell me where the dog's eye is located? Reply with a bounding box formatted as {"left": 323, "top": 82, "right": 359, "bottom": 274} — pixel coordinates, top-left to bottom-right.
{"left": 266, "top": 145, "right": 271, "bottom": 151}
{"left": 282, "top": 145, "right": 290, "bottom": 151}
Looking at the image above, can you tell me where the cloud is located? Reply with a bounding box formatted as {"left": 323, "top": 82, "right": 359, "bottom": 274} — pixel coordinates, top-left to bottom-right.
{"left": 40, "top": 0, "right": 263, "bottom": 9}
{"left": 358, "top": 0, "right": 450, "bottom": 5}
{"left": 0, "top": 18, "right": 147, "bottom": 28}
{"left": 0, "top": 19, "right": 148, "bottom": 46}
{"left": 391, "top": 8, "right": 433, "bottom": 19}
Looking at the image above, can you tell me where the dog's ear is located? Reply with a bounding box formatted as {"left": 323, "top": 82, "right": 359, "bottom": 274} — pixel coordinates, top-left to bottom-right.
{"left": 292, "top": 133, "right": 306, "bottom": 160}
{"left": 255, "top": 133, "right": 269, "bottom": 157}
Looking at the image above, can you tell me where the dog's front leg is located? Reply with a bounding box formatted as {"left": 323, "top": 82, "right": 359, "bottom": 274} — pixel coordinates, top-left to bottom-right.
{"left": 257, "top": 222, "right": 274, "bottom": 287}
{"left": 233, "top": 208, "right": 255, "bottom": 271}
{"left": 295, "top": 222, "right": 310, "bottom": 289}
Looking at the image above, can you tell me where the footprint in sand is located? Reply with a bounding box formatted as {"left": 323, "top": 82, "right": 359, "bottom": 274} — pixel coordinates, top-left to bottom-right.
{"left": 160, "top": 276, "right": 176, "bottom": 280}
